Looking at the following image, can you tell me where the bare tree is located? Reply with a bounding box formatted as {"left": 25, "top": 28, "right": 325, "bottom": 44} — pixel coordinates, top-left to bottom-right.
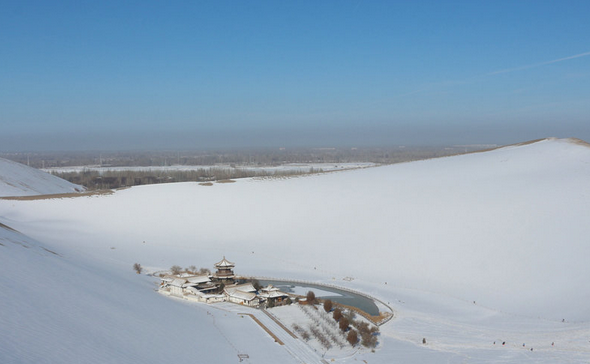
{"left": 133, "top": 263, "right": 143, "bottom": 274}
{"left": 251, "top": 278, "right": 262, "bottom": 290}
{"left": 344, "top": 309, "right": 356, "bottom": 322}
{"left": 199, "top": 267, "right": 211, "bottom": 275}
{"left": 170, "top": 265, "right": 182, "bottom": 275}
{"left": 306, "top": 290, "right": 316, "bottom": 304}
{"left": 309, "top": 325, "right": 331, "bottom": 349}
{"left": 188, "top": 265, "right": 197, "bottom": 273}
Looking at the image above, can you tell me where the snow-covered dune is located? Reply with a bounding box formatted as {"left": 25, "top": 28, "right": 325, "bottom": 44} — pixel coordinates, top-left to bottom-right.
{"left": 1, "top": 137, "right": 589, "bottom": 363}
{"left": 0, "top": 223, "right": 293, "bottom": 364}
{"left": 0, "top": 157, "right": 84, "bottom": 197}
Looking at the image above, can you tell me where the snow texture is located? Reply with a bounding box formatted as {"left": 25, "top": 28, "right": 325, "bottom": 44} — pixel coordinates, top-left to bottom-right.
{"left": 1, "top": 138, "right": 589, "bottom": 363}
{"left": 0, "top": 157, "right": 84, "bottom": 197}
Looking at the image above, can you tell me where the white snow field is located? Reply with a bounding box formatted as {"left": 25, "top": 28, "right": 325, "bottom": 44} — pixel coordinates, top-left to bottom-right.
{"left": 0, "top": 157, "right": 84, "bottom": 197}
{"left": 44, "top": 162, "right": 377, "bottom": 174}
{"left": 1, "top": 137, "right": 589, "bottom": 363}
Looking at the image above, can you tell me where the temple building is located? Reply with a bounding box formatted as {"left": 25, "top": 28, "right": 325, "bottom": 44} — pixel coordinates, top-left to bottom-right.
{"left": 259, "top": 284, "right": 289, "bottom": 305}
{"left": 159, "top": 257, "right": 294, "bottom": 308}
{"left": 224, "top": 283, "right": 260, "bottom": 307}
{"left": 214, "top": 256, "right": 235, "bottom": 282}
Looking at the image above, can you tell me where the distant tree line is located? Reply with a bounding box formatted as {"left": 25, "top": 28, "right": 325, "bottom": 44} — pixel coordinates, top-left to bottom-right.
{"left": 169, "top": 265, "right": 211, "bottom": 275}
{"left": 50, "top": 167, "right": 323, "bottom": 190}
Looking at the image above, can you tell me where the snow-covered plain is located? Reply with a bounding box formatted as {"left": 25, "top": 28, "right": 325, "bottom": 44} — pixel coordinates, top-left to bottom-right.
{"left": 44, "top": 162, "right": 377, "bottom": 174}
{"left": 0, "top": 157, "right": 84, "bottom": 197}
{"left": 1, "top": 138, "right": 589, "bottom": 363}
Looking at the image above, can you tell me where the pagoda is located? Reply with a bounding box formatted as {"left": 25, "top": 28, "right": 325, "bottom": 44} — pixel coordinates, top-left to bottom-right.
{"left": 214, "top": 256, "right": 235, "bottom": 282}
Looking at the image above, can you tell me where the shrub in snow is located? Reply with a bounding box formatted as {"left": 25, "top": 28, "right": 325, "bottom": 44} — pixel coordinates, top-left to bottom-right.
{"left": 133, "top": 263, "right": 142, "bottom": 274}
{"left": 339, "top": 317, "right": 350, "bottom": 332}
{"left": 347, "top": 329, "right": 358, "bottom": 346}
{"left": 351, "top": 320, "right": 379, "bottom": 348}
{"left": 333, "top": 308, "right": 343, "bottom": 322}
{"left": 306, "top": 290, "right": 316, "bottom": 304}
{"left": 361, "top": 331, "right": 378, "bottom": 348}
{"left": 323, "top": 299, "right": 333, "bottom": 312}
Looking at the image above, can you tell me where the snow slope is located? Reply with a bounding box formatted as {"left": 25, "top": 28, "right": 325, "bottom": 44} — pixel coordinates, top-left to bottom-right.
{"left": 1, "top": 137, "right": 589, "bottom": 363}
{"left": 0, "top": 223, "right": 296, "bottom": 364}
{"left": 0, "top": 157, "right": 84, "bottom": 197}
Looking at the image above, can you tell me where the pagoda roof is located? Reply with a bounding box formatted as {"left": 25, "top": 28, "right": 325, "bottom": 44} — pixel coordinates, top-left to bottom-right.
{"left": 214, "top": 256, "right": 235, "bottom": 268}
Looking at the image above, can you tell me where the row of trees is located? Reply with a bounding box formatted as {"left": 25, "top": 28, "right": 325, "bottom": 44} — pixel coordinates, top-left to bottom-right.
{"left": 170, "top": 265, "right": 211, "bottom": 275}
{"left": 133, "top": 263, "right": 212, "bottom": 276}
{"left": 296, "top": 304, "right": 346, "bottom": 350}
{"left": 323, "top": 299, "right": 379, "bottom": 348}
{"left": 52, "top": 168, "right": 314, "bottom": 190}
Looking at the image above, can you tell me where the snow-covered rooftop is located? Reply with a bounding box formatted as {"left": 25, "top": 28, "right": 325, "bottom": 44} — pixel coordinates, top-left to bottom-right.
{"left": 259, "top": 284, "right": 288, "bottom": 298}
{"left": 186, "top": 275, "right": 211, "bottom": 284}
{"left": 225, "top": 289, "right": 258, "bottom": 301}
{"left": 169, "top": 278, "right": 187, "bottom": 287}
{"left": 226, "top": 283, "right": 256, "bottom": 293}
{"left": 214, "top": 256, "right": 235, "bottom": 268}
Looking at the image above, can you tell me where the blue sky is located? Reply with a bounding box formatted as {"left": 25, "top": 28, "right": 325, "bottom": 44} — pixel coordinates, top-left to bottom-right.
{"left": 1, "top": 0, "right": 589, "bottom": 150}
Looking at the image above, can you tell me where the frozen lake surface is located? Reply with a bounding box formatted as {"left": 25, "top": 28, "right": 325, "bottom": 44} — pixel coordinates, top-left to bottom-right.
{"left": 259, "top": 279, "right": 380, "bottom": 315}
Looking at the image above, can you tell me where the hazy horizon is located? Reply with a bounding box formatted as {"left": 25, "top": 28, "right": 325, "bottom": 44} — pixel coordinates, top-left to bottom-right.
{"left": 1, "top": 1, "right": 589, "bottom": 151}
{"left": 1, "top": 126, "right": 577, "bottom": 152}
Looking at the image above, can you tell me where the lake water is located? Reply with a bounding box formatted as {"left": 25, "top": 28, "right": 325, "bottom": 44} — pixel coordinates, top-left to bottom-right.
{"left": 259, "top": 279, "right": 379, "bottom": 316}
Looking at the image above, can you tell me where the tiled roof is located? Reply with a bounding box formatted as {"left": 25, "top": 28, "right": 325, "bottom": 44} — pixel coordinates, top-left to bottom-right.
{"left": 170, "top": 278, "right": 187, "bottom": 287}
{"left": 186, "top": 275, "right": 211, "bottom": 284}
{"left": 214, "top": 256, "right": 235, "bottom": 268}
{"left": 225, "top": 289, "right": 258, "bottom": 301}
{"left": 226, "top": 283, "right": 256, "bottom": 293}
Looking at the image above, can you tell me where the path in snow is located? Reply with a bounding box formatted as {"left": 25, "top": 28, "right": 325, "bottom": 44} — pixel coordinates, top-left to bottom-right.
{"left": 210, "top": 303, "right": 325, "bottom": 364}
